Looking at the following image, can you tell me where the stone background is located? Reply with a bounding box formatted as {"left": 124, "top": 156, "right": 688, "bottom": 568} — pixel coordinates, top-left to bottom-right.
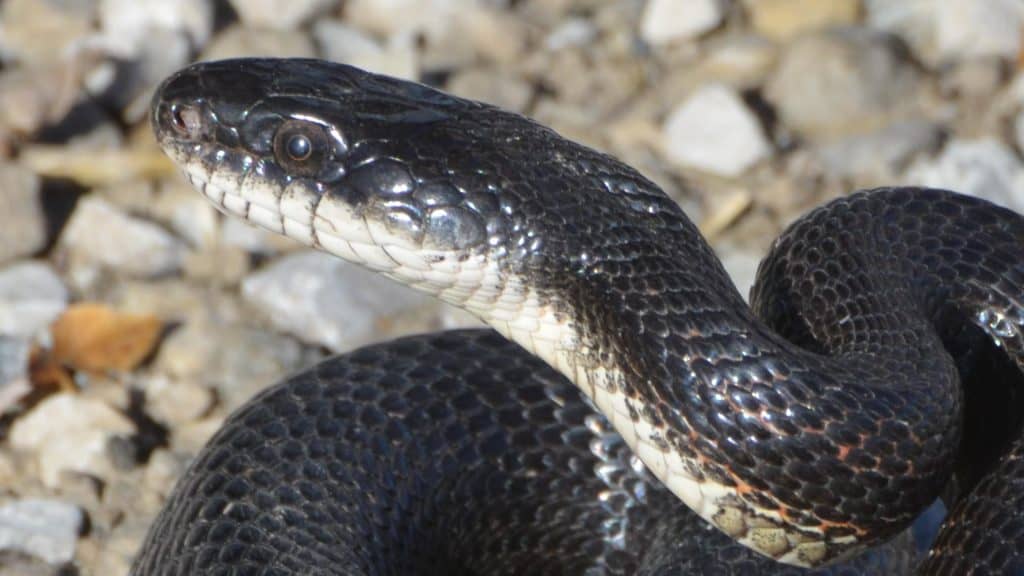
{"left": 0, "top": 0, "right": 1022, "bottom": 573}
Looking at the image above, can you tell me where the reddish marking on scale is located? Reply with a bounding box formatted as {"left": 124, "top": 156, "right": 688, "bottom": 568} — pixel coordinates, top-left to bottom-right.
{"left": 837, "top": 444, "right": 852, "bottom": 460}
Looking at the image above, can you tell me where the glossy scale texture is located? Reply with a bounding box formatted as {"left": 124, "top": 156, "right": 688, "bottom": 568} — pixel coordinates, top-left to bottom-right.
{"left": 141, "top": 59, "right": 1024, "bottom": 574}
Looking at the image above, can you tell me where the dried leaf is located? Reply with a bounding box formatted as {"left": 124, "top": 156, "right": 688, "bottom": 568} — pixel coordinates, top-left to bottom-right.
{"left": 28, "top": 345, "right": 74, "bottom": 393}
{"left": 50, "top": 303, "right": 163, "bottom": 373}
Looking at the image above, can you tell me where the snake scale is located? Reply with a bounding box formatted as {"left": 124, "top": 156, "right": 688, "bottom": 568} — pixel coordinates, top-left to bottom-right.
{"left": 134, "top": 58, "right": 1024, "bottom": 575}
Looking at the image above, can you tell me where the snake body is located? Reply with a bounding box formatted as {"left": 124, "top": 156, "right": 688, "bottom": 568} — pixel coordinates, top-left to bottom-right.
{"left": 136, "top": 58, "right": 1024, "bottom": 574}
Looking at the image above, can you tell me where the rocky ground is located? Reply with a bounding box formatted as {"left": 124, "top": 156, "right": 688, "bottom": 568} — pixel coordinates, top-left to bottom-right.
{"left": 1, "top": 0, "right": 1023, "bottom": 574}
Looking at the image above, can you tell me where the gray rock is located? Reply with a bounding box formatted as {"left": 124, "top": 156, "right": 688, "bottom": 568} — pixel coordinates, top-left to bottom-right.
{"left": 229, "top": 0, "right": 337, "bottom": 30}
{"left": 663, "top": 84, "right": 771, "bottom": 177}
{"left": 816, "top": 121, "right": 944, "bottom": 183}
{"left": 640, "top": 0, "right": 727, "bottom": 45}
{"left": 0, "top": 336, "right": 31, "bottom": 415}
{"left": 0, "top": 261, "right": 67, "bottom": 338}
{"left": 0, "top": 499, "right": 82, "bottom": 564}
{"left": 765, "top": 27, "right": 923, "bottom": 139}
{"left": 904, "top": 139, "right": 1024, "bottom": 213}
{"left": 0, "top": 164, "right": 46, "bottom": 265}
{"left": 8, "top": 393, "right": 136, "bottom": 487}
{"left": 59, "top": 196, "right": 187, "bottom": 279}
{"left": 241, "top": 250, "right": 436, "bottom": 353}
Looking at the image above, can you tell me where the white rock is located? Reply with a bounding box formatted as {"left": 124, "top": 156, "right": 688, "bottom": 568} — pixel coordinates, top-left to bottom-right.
{"left": 96, "top": 0, "right": 213, "bottom": 59}
{"left": 0, "top": 261, "right": 68, "bottom": 338}
{"left": 241, "top": 251, "right": 434, "bottom": 353}
{"left": 904, "top": 139, "right": 1024, "bottom": 213}
{"left": 60, "top": 197, "right": 187, "bottom": 278}
{"left": 9, "top": 393, "right": 136, "bottom": 487}
{"left": 641, "top": 0, "right": 727, "bottom": 45}
{"left": 143, "top": 376, "right": 214, "bottom": 426}
{"left": 937, "top": 0, "right": 1023, "bottom": 61}
{"left": 545, "top": 17, "right": 598, "bottom": 51}
{"left": 663, "top": 84, "right": 770, "bottom": 177}
{"left": 229, "top": 0, "right": 337, "bottom": 30}
{"left": 0, "top": 499, "right": 83, "bottom": 564}
{"left": 313, "top": 20, "right": 419, "bottom": 80}
{"left": 866, "top": 0, "right": 1024, "bottom": 65}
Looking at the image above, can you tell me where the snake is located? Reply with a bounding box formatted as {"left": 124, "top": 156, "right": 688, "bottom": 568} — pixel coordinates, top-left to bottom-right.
{"left": 133, "top": 58, "right": 1024, "bottom": 575}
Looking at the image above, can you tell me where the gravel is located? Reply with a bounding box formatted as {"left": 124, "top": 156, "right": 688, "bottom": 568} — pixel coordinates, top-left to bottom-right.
{"left": 0, "top": 499, "right": 83, "bottom": 565}
{"left": 663, "top": 83, "right": 771, "bottom": 177}
{"left": 0, "top": 1, "right": 1021, "bottom": 573}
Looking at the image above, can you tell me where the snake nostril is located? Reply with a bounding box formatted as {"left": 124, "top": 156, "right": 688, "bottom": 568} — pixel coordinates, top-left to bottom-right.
{"left": 169, "top": 103, "right": 203, "bottom": 139}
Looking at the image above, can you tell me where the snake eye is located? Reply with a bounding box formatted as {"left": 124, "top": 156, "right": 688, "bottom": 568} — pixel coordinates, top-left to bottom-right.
{"left": 273, "top": 119, "right": 328, "bottom": 177}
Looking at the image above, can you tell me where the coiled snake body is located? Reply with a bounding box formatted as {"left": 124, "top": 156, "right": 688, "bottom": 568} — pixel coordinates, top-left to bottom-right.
{"left": 136, "top": 58, "right": 1024, "bottom": 575}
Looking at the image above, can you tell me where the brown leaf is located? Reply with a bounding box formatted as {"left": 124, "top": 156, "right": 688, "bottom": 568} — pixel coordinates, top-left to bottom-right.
{"left": 28, "top": 345, "right": 74, "bottom": 393}
{"left": 50, "top": 303, "right": 163, "bottom": 373}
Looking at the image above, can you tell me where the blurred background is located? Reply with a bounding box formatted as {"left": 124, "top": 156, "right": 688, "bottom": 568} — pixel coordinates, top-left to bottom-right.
{"left": 0, "top": 0, "right": 1022, "bottom": 573}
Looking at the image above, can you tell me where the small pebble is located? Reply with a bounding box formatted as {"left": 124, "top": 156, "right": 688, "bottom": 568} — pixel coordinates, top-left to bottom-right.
{"left": 241, "top": 250, "right": 436, "bottom": 353}
{"left": 0, "top": 261, "right": 68, "bottom": 338}
{"left": 0, "top": 335, "right": 31, "bottom": 414}
{"left": 0, "top": 0, "right": 93, "bottom": 65}
{"left": 0, "top": 164, "right": 46, "bottom": 265}
{"left": 816, "top": 121, "right": 943, "bottom": 183}
{"left": 640, "top": 0, "right": 726, "bottom": 45}
{"left": 663, "top": 84, "right": 770, "bottom": 177}
{"left": 201, "top": 24, "right": 316, "bottom": 60}
{"left": 143, "top": 375, "right": 214, "bottom": 426}
{"left": 228, "top": 0, "right": 337, "bottom": 31}
{"left": 0, "top": 499, "right": 83, "bottom": 565}
{"left": 905, "top": 139, "right": 1024, "bottom": 213}
{"left": 744, "top": 0, "right": 861, "bottom": 41}
{"left": 9, "top": 393, "right": 136, "bottom": 487}
{"left": 765, "top": 27, "right": 923, "bottom": 139}
{"left": 155, "top": 321, "right": 308, "bottom": 412}
{"left": 59, "top": 196, "right": 187, "bottom": 279}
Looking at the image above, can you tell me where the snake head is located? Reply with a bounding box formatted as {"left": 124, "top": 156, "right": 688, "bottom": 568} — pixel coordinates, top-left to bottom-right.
{"left": 152, "top": 58, "right": 566, "bottom": 308}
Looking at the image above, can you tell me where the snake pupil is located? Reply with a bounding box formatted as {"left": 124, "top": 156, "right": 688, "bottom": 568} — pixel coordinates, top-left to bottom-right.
{"left": 287, "top": 134, "right": 312, "bottom": 160}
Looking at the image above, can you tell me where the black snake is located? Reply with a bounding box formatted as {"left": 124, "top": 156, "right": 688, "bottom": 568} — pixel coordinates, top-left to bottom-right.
{"left": 134, "top": 58, "right": 1024, "bottom": 575}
